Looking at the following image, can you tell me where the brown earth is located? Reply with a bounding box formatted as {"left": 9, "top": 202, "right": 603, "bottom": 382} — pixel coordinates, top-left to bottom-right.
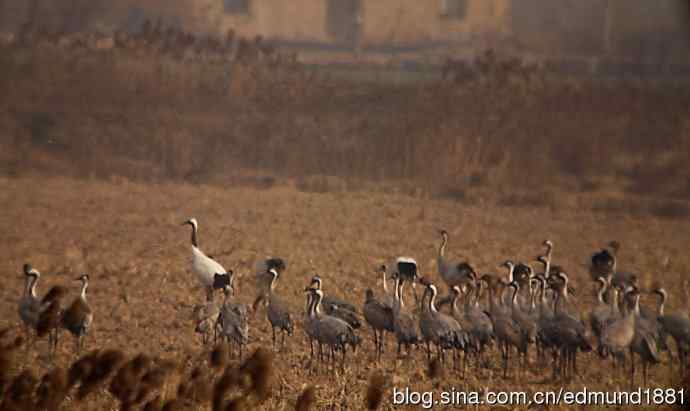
{"left": 0, "top": 175, "right": 688, "bottom": 410}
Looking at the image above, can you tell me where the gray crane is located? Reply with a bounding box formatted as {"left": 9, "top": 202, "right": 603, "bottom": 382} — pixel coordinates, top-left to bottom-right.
{"left": 599, "top": 287, "right": 637, "bottom": 375}
{"left": 18, "top": 264, "right": 41, "bottom": 336}
{"left": 451, "top": 281, "right": 494, "bottom": 367}
{"left": 363, "top": 288, "right": 394, "bottom": 359}
{"left": 487, "top": 281, "right": 528, "bottom": 378}
{"left": 629, "top": 287, "right": 661, "bottom": 386}
{"left": 507, "top": 281, "right": 538, "bottom": 358}
{"left": 308, "top": 276, "right": 361, "bottom": 329}
{"left": 422, "top": 282, "right": 469, "bottom": 371}
{"left": 393, "top": 257, "right": 420, "bottom": 306}
{"left": 217, "top": 284, "right": 249, "bottom": 360}
{"left": 590, "top": 277, "right": 614, "bottom": 353}
{"left": 266, "top": 268, "right": 293, "bottom": 350}
{"left": 653, "top": 287, "right": 690, "bottom": 375}
{"left": 550, "top": 272, "right": 581, "bottom": 322}
{"left": 61, "top": 274, "right": 93, "bottom": 355}
{"left": 542, "top": 240, "right": 554, "bottom": 276}
{"left": 303, "top": 288, "right": 320, "bottom": 360}
{"left": 305, "top": 287, "right": 359, "bottom": 369}
{"left": 192, "top": 301, "right": 221, "bottom": 345}
{"left": 590, "top": 241, "right": 618, "bottom": 281}
{"left": 539, "top": 274, "right": 591, "bottom": 379}
{"left": 252, "top": 257, "right": 287, "bottom": 310}
{"left": 378, "top": 265, "right": 395, "bottom": 308}
{"left": 390, "top": 272, "right": 419, "bottom": 357}
{"left": 436, "top": 230, "right": 476, "bottom": 306}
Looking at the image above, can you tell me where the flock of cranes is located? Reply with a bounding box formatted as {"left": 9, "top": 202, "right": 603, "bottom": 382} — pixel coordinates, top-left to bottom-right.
{"left": 18, "top": 265, "right": 93, "bottom": 355}
{"left": 16, "top": 218, "right": 690, "bottom": 388}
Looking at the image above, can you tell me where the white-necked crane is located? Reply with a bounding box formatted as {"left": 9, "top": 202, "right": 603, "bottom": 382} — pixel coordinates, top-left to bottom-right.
{"left": 182, "top": 218, "right": 232, "bottom": 302}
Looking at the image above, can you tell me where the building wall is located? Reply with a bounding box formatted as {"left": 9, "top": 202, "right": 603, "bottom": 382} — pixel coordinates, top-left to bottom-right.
{"left": 606, "top": 0, "right": 690, "bottom": 61}
{"left": 202, "top": 0, "right": 510, "bottom": 46}
{"left": 508, "top": 0, "right": 608, "bottom": 56}
{"left": 2, "top": 0, "right": 688, "bottom": 62}
{"left": 188, "top": 0, "right": 329, "bottom": 42}
{"left": 360, "top": 0, "right": 510, "bottom": 46}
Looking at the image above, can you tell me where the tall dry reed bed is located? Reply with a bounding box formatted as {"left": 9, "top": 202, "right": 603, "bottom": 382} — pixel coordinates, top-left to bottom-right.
{"left": 0, "top": 45, "right": 688, "bottom": 217}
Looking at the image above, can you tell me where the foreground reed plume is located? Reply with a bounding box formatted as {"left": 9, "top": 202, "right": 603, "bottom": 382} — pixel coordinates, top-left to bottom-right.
{"left": 6, "top": 369, "right": 38, "bottom": 405}
{"left": 210, "top": 344, "right": 229, "bottom": 369}
{"left": 295, "top": 385, "right": 316, "bottom": 411}
{"left": 35, "top": 367, "right": 68, "bottom": 411}
{"left": 366, "top": 372, "right": 386, "bottom": 410}
{"left": 0, "top": 335, "right": 24, "bottom": 395}
{"left": 109, "top": 353, "right": 177, "bottom": 409}
{"left": 36, "top": 285, "right": 68, "bottom": 355}
{"left": 427, "top": 357, "right": 443, "bottom": 380}
{"left": 239, "top": 347, "right": 273, "bottom": 401}
{"left": 67, "top": 350, "right": 101, "bottom": 388}
{"left": 77, "top": 349, "right": 126, "bottom": 400}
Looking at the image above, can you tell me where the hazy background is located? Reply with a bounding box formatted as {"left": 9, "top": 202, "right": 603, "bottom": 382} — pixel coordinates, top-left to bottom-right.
{"left": 1, "top": 0, "right": 689, "bottom": 219}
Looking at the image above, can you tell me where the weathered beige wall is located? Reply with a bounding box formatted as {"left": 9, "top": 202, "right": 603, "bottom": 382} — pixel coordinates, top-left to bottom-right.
{"left": 190, "top": 0, "right": 329, "bottom": 41}
{"left": 3, "top": 0, "right": 688, "bottom": 61}
{"left": 361, "top": 0, "right": 509, "bottom": 45}
{"left": 192, "top": 0, "right": 510, "bottom": 45}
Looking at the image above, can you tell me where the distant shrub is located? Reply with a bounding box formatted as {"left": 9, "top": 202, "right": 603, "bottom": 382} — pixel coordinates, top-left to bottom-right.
{"left": 648, "top": 200, "right": 690, "bottom": 219}
{"left": 295, "top": 175, "right": 347, "bottom": 193}
{"left": 591, "top": 197, "right": 646, "bottom": 215}
{"left": 497, "top": 190, "right": 558, "bottom": 210}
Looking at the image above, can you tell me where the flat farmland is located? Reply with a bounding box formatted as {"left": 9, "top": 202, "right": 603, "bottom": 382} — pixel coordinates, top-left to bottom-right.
{"left": 1, "top": 175, "right": 688, "bottom": 410}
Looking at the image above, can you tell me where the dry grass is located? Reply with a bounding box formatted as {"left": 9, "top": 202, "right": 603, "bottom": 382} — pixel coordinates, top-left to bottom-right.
{"left": 1, "top": 44, "right": 690, "bottom": 217}
{"left": 0, "top": 175, "right": 689, "bottom": 410}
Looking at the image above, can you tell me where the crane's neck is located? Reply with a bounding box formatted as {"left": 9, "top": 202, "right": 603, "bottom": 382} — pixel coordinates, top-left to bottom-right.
{"left": 308, "top": 293, "right": 317, "bottom": 318}
{"left": 545, "top": 262, "right": 551, "bottom": 279}
{"left": 633, "top": 294, "right": 640, "bottom": 316}
{"left": 269, "top": 273, "right": 277, "bottom": 293}
{"left": 397, "top": 282, "right": 405, "bottom": 309}
{"left": 536, "top": 281, "right": 546, "bottom": 314}
{"left": 314, "top": 291, "right": 323, "bottom": 315}
{"left": 381, "top": 270, "right": 389, "bottom": 294}
{"left": 527, "top": 276, "right": 534, "bottom": 306}
{"left": 610, "top": 290, "right": 620, "bottom": 316}
{"left": 451, "top": 290, "right": 461, "bottom": 313}
{"left": 596, "top": 280, "right": 606, "bottom": 304}
{"left": 487, "top": 284, "right": 496, "bottom": 312}
{"left": 80, "top": 280, "right": 89, "bottom": 300}
{"left": 507, "top": 265, "right": 515, "bottom": 283}
{"left": 657, "top": 292, "right": 665, "bottom": 317}
{"left": 499, "top": 284, "right": 511, "bottom": 308}
{"left": 463, "top": 288, "right": 472, "bottom": 311}
{"left": 510, "top": 286, "right": 518, "bottom": 308}
{"left": 428, "top": 287, "right": 438, "bottom": 313}
{"left": 26, "top": 275, "right": 38, "bottom": 298}
{"left": 529, "top": 284, "right": 537, "bottom": 311}
{"left": 553, "top": 288, "right": 563, "bottom": 314}
{"left": 305, "top": 292, "right": 314, "bottom": 317}
{"left": 559, "top": 275, "right": 569, "bottom": 302}
{"left": 473, "top": 283, "right": 481, "bottom": 308}
{"left": 190, "top": 223, "right": 199, "bottom": 248}
{"left": 439, "top": 235, "right": 447, "bottom": 258}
